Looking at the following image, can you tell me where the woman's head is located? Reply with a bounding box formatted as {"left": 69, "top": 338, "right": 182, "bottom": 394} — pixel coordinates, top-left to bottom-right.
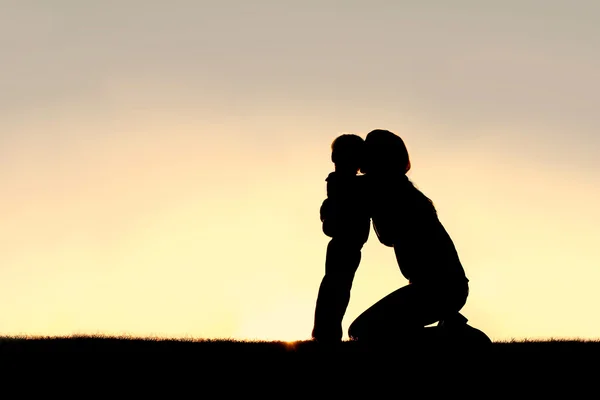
{"left": 361, "top": 129, "right": 411, "bottom": 175}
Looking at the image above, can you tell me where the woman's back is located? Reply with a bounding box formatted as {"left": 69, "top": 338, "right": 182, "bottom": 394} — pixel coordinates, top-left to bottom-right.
{"left": 368, "top": 173, "right": 468, "bottom": 285}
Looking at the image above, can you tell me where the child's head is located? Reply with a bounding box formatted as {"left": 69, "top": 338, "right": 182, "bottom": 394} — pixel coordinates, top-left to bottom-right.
{"left": 362, "top": 129, "right": 411, "bottom": 175}
{"left": 330, "top": 134, "right": 365, "bottom": 173}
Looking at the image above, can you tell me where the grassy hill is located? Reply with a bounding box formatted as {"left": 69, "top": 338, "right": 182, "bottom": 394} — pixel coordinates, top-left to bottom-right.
{"left": 2, "top": 334, "right": 599, "bottom": 363}
{"left": 2, "top": 334, "right": 598, "bottom": 353}
{"left": 1, "top": 335, "right": 597, "bottom": 395}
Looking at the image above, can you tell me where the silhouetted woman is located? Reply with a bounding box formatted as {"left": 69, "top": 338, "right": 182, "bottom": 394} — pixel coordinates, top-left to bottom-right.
{"left": 348, "top": 129, "right": 475, "bottom": 343}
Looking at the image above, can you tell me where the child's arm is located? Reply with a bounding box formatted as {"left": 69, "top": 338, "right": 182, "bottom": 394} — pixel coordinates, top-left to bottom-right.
{"left": 320, "top": 198, "right": 336, "bottom": 237}
{"left": 320, "top": 173, "right": 338, "bottom": 237}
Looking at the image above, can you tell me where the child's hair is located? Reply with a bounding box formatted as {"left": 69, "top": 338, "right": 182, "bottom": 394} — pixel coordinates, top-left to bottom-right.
{"left": 330, "top": 134, "right": 365, "bottom": 171}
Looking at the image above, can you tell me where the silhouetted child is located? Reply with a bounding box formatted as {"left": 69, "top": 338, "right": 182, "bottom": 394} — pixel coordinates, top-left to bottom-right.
{"left": 312, "top": 134, "right": 371, "bottom": 344}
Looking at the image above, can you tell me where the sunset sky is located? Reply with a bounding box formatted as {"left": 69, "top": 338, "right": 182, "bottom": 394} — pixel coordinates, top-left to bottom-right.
{"left": 2, "top": 1, "right": 599, "bottom": 342}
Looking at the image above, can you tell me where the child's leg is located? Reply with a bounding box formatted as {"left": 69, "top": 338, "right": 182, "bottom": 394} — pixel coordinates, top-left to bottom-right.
{"left": 312, "top": 238, "right": 363, "bottom": 343}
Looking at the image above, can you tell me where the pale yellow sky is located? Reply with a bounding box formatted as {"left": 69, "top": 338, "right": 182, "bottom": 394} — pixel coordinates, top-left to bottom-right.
{"left": 1, "top": 1, "right": 599, "bottom": 341}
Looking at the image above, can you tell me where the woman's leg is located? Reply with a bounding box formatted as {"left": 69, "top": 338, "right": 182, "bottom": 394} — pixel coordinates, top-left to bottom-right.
{"left": 348, "top": 284, "right": 444, "bottom": 342}
{"left": 437, "top": 280, "right": 469, "bottom": 328}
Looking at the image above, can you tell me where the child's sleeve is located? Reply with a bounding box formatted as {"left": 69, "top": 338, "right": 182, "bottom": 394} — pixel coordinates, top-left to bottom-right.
{"left": 320, "top": 174, "right": 337, "bottom": 237}
{"left": 320, "top": 198, "right": 336, "bottom": 237}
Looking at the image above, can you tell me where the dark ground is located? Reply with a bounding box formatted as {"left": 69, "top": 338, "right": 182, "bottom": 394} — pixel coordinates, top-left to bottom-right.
{"left": 1, "top": 336, "right": 597, "bottom": 396}
{"left": 2, "top": 334, "right": 598, "bottom": 354}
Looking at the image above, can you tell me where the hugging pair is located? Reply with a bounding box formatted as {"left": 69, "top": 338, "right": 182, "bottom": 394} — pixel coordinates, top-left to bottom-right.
{"left": 312, "top": 129, "right": 475, "bottom": 345}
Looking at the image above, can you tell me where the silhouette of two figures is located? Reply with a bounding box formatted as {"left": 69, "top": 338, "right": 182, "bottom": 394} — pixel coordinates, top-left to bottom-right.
{"left": 312, "top": 131, "right": 491, "bottom": 348}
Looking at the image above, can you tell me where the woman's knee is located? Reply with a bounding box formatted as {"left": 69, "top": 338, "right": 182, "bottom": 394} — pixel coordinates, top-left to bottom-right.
{"left": 452, "top": 280, "right": 469, "bottom": 312}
